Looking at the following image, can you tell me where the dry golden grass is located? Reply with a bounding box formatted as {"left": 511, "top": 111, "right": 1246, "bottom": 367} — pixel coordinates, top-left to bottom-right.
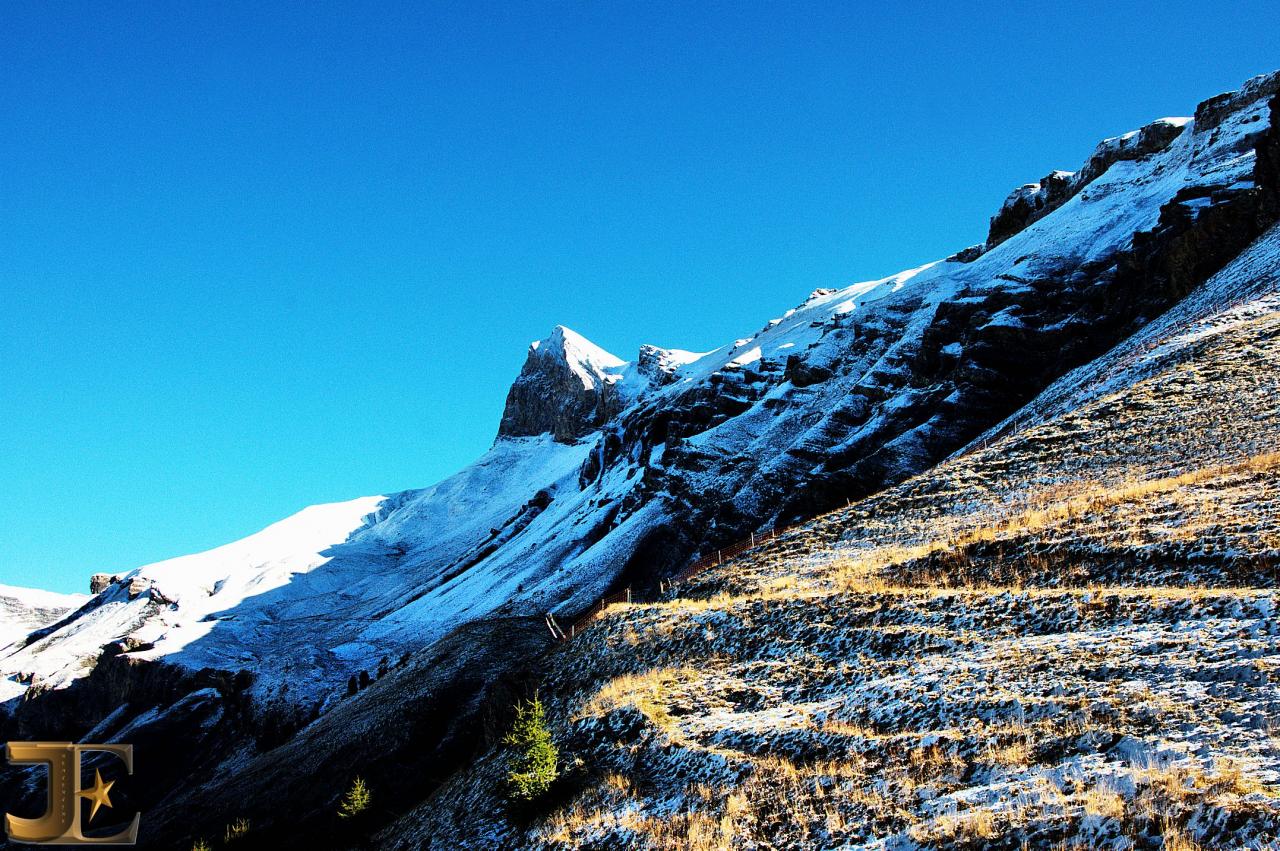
{"left": 818, "top": 717, "right": 879, "bottom": 739}
{"left": 814, "top": 449, "right": 1280, "bottom": 593}
{"left": 1159, "top": 821, "right": 1204, "bottom": 851}
{"left": 535, "top": 772, "right": 639, "bottom": 846}
{"left": 1081, "top": 779, "right": 1125, "bottom": 820}
{"left": 627, "top": 809, "right": 735, "bottom": 851}
{"left": 577, "top": 666, "right": 699, "bottom": 731}
{"left": 908, "top": 806, "right": 1000, "bottom": 843}
{"left": 987, "top": 738, "right": 1032, "bottom": 768}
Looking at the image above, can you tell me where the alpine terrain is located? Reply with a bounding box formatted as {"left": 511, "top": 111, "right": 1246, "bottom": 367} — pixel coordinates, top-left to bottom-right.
{"left": 3, "top": 70, "right": 1280, "bottom": 850}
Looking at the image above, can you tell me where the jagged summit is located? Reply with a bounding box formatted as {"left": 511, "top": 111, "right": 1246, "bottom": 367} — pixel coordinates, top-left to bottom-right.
{"left": 498, "top": 325, "right": 633, "bottom": 443}
{"left": 532, "top": 325, "right": 625, "bottom": 388}
{"left": 497, "top": 326, "right": 703, "bottom": 443}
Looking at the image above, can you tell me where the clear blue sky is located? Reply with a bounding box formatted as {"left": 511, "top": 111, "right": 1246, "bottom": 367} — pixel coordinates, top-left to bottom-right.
{"left": 1, "top": 2, "right": 1277, "bottom": 593}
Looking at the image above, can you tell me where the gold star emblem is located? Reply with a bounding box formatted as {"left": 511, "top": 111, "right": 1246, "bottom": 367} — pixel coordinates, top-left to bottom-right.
{"left": 78, "top": 768, "right": 115, "bottom": 823}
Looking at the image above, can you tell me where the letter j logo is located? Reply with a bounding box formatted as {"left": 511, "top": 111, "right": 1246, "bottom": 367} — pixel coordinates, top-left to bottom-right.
{"left": 4, "top": 742, "right": 139, "bottom": 845}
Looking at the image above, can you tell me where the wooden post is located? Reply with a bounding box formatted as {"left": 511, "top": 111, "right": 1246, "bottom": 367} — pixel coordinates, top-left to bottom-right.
{"left": 626, "top": 586, "right": 632, "bottom": 604}
{"left": 750, "top": 532, "right": 755, "bottom": 547}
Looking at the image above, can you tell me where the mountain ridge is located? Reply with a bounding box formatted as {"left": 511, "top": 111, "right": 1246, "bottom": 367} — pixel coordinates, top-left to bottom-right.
{"left": 2, "top": 68, "right": 1279, "bottom": 850}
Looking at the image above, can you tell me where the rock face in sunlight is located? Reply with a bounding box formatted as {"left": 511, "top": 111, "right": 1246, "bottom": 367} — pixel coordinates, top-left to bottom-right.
{"left": 497, "top": 325, "right": 636, "bottom": 442}
{"left": 2, "top": 70, "right": 1279, "bottom": 850}
{"left": 376, "top": 167, "right": 1280, "bottom": 851}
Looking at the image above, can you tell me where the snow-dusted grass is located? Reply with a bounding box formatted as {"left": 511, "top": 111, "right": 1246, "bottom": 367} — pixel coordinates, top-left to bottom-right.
{"left": 540, "top": 582, "right": 1280, "bottom": 849}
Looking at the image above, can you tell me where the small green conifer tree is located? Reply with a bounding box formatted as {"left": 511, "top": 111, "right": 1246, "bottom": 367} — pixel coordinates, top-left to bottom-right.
{"left": 503, "top": 696, "right": 559, "bottom": 802}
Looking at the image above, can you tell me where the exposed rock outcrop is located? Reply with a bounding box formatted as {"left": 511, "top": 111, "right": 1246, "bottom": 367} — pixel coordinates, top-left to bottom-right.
{"left": 635, "top": 344, "right": 687, "bottom": 387}
{"left": 784, "top": 354, "right": 833, "bottom": 387}
{"left": 496, "top": 326, "right": 631, "bottom": 443}
{"left": 1194, "top": 69, "right": 1280, "bottom": 133}
{"left": 986, "top": 117, "right": 1190, "bottom": 249}
{"left": 987, "top": 169, "right": 1077, "bottom": 247}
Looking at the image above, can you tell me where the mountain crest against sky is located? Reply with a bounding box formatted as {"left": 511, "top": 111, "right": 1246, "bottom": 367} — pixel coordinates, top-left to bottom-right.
{"left": 497, "top": 324, "right": 634, "bottom": 442}
{"left": 2, "top": 69, "right": 1279, "bottom": 850}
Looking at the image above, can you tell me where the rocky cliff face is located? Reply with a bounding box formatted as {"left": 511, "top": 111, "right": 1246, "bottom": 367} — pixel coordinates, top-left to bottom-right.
{"left": 497, "top": 326, "right": 634, "bottom": 443}
{"left": 577, "top": 71, "right": 1280, "bottom": 580}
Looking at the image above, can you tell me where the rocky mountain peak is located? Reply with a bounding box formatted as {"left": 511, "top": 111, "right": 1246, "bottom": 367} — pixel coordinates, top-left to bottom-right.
{"left": 497, "top": 325, "right": 631, "bottom": 443}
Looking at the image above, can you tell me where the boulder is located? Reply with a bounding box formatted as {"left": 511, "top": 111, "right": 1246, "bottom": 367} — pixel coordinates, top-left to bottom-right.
{"left": 784, "top": 355, "right": 833, "bottom": 388}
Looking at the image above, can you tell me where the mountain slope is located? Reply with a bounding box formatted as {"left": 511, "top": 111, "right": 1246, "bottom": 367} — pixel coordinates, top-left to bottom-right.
{"left": 377, "top": 221, "right": 1280, "bottom": 851}
{"left": 0, "top": 585, "right": 85, "bottom": 682}
{"left": 1, "top": 70, "right": 1278, "bottom": 850}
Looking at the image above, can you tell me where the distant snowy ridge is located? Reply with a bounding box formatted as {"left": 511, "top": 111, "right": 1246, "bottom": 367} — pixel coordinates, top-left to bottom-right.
{"left": 0, "top": 585, "right": 85, "bottom": 643}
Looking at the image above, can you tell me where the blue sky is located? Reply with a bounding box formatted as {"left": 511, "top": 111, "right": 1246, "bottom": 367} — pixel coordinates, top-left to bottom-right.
{"left": 2, "top": 2, "right": 1277, "bottom": 593}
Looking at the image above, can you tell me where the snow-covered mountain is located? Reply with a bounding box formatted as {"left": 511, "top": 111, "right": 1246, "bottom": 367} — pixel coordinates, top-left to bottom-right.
{"left": 1, "top": 69, "right": 1277, "bottom": 850}
{"left": 5, "top": 67, "right": 1277, "bottom": 715}
{"left": 0, "top": 585, "right": 85, "bottom": 669}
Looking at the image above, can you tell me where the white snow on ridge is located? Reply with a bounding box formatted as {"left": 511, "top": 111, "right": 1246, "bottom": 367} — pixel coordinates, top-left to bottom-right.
{"left": 626, "top": 95, "right": 1259, "bottom": 404}
{"left": 0, "top": 583, "right": 86, "bottom": 612}
{"left": 2, "top": 435, "right": 611, "bottom": 706}
{"left": 0, "top": 496, "right": 384, "bottom": 697}
{"left": 536, "top": 325, "right": 626, "bottom": 390}
{"left": 129, "top": 495, "right": 387, "bottom": 611}
{"left": 0, "top": 584, "right": 86, "bottom": 651}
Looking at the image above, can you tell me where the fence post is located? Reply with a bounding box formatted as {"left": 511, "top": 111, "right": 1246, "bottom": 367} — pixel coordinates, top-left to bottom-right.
{"left": 626, "top": 586, "right": 632, "bottom": 604}
{"left": 750, "top": 532, "right": 755, "bottom": 547}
